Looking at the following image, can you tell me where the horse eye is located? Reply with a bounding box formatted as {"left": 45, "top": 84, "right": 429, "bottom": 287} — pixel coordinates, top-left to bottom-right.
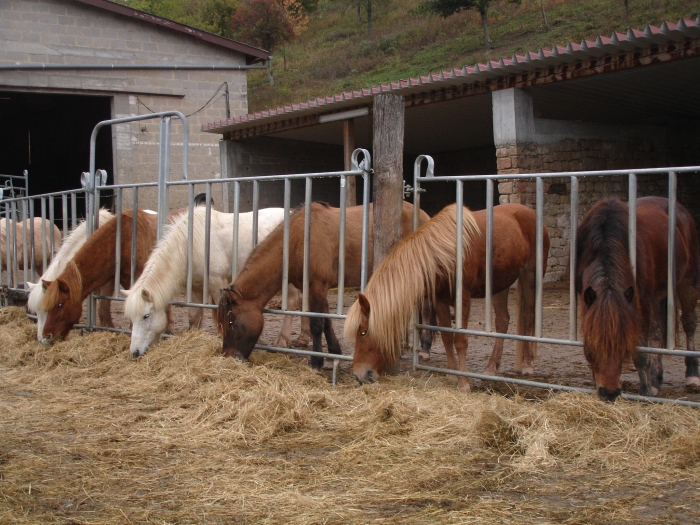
{"left": 359, "top": 330, "right": 367, "bottom": 337}
{"left": 58, "top": 303, "right": 63, "bottom": 308}
{"left": 143, "top": 313, "right": 150, "bottom": 320}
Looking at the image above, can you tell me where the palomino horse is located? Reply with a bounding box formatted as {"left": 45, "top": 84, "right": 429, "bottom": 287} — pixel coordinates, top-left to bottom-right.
{"left": 346, "top": 203, "right": 550, "bottom": 392}
{"left": 26, "top": 210, "right": 115, "bottom": 340}
{"left": 40, "top": 210, "right": 164, "bottom": 343}
{"left": 124, "top": 207, "right": 309, "bottom": 357}
{"left": 576, "top": 197, "right": 700, "bottom": 401}
{"left": 1, "top": 217, "right": 62, "bottom": 275}
{"left": 217, "top": 201, "right": 430, "bottom": 367}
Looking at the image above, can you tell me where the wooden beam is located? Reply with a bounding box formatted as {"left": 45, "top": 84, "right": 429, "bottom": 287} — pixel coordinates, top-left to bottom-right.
{"left": 343, "top": 119, "right": 356, "bottom": 207}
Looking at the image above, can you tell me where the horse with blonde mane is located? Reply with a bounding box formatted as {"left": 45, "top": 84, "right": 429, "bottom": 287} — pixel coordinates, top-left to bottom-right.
{"left": 345, "top": 203, "right": 550, "bottom": 391}
{"left": 217, "top": 201, "right": 430, "bottom": 368}
{"left": 41, "top": 209, "right": 167, "bottom": 343}
{"left": 576, "top": 197, "right": 700, "bottom": 401}
{"left": 1, "top": 217, "right": 62, "bottom": 275}
{"left": 26, "top": 210, "right": 115, "bottom": 340}
{"left": 124, "top": 206, "right": 309, "bottom": 357}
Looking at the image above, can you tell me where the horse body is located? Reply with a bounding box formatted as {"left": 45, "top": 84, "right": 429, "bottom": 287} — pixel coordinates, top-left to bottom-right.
{"left": 576, "top": 197, "right": 700, "bottom": 400}
{"left": 125, "top": 207, "right": 307, "bottom": 357}
{"left": 346, "top": 203, "right": 549, "bottom": 391}
{"left": 1, "top": 217, "right": 62, "bottom": 275}
{"left": 40, "top": 210, "right": 161, "bottom": 343}
{"left": 26, "top": 210, "right": 115, "bottom": 340}
{"left": 217, "top": 201, "right": 430, "bottom": 367}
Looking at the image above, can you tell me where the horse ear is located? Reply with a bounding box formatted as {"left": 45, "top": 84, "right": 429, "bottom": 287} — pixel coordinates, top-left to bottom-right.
{"left": 358, "top": 293, "right": 371, "bottom": 319}
{"left": 41, "top": 279, "right": 52, "bottom": 291}
{"left": 57, "top": 279, "right": 70, "bottom": 295}
{"left": 583, "top": 287, "right": 597, "bottom": 308}
{"left": 141, "top": 289, "right": 153, "bottom": 302}
{"left": 26, "top": 281, "right": 37, "bottom": 291}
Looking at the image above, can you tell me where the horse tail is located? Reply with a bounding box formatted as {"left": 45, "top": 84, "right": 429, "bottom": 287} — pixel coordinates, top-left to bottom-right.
{"left": 345, "top": 204, "right": 481, "bottom": 360}
{"left": 40, "top": 260, "right": 82, "bottom": 310}
{"left": 581, "top": 287, "right": 639, "bottom": 368}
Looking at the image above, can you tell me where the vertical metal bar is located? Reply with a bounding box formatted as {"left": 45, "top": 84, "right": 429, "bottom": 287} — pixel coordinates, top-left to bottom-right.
{"left": 71, "top": 193, "right": 77, "bottom": 230}
{"left": 3, "top": 206, "right": 9, "bottom": 288}
{"left": 61, "top": 194, "right": 68, "bottom": 239}
{"left": 231, "top": 181, "right": 240, "bottom": 280}
{"left": 49, "top": 196, "right": 56, "bottom": 261}
{"left": 535, "top": 177, "right": 544, "bottom": 339}
{"left": 20, "top": 200, "right": 27, "bottom": 283}
{"left": 454, "top": 180, "right": 464, "bottom": 330}
{"left": 40, "top": 198, "right": 48, "bottom": 274}
{"left": 337, "top": 174, "right": 347, "bottom": 315}
{"left": 628, "top": 173, "right": 637, "bottom": 278}
{"left": 569, "top": 176, "right": 579, "bottom": 342}
{"left": 130, "top": 188, "right": 138, "bottom": 288}
{"left": 186, "top": 184, "right": 195, "bottom": 305}
{"left": 114, "top": 188, "right": 123, "bottom": 297}
{"left": 302, "top": 177, "right": 312, "bottom": 313}
{"left": 252, "top": 179, "right": 259, "bottom": 247}
{"left": 157, "top": 117, "right": 171, "bottom": 241}
{"left": 485, "top": 178, "right": 494, "bottom": 333}
{"left": 15, "top": 201, "right": 23, "bottom": 286}
{"left": 203, "top": 182, "right": 212, "bottom": 304}
{"left": 360, "top": 169, "right": 370, "bottom": 292}
{"left": 667, "top": 171, "right": 677, "bottom": 350}
{"left": 282, "top": 178, "right": 291, "bottom": 311}
{"left": 27, "top": 203, "right": 34, "bottom": 282}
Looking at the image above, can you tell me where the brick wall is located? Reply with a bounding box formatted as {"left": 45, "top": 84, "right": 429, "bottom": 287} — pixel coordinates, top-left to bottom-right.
{"left": 1, "top": 0, "right": 253, "bottom": 210}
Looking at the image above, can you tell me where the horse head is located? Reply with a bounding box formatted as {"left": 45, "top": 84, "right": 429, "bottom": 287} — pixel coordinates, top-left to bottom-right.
{"left": 347, "top": 293, "right": 395, "bottom": 385}
{"left": 578, "top": 258, "right": 639, "bottom": 402}
{"left": 124, "top": 288, "right": 169, "bottom": 357}
{"left": 40, "top": 264, "right": 83, "bottom": 344}
{"left": 217, "top": 285, "right": 264, "bottom": 360}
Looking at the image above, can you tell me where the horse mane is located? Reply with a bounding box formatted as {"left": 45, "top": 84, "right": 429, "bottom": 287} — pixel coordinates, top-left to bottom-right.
{"left": 344, "top": 203, "right": 481, "bottom": 360}
{"left": 28, "top": 210, "right": 113, "bottom": 314}
{"left": 576, "top": 199, "right": 639, "bottom": 365}
{"left": 40, "top": 260, "right": 82, "bottom": 310}
{"left": 125, "top": 207, "right": 210, "bottom": 316}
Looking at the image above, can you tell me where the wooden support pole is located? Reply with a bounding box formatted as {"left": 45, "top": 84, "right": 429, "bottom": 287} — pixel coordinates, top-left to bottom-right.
{"left": 343, "top": 119, "right": 356, "bottom": 207}
{"left": 372, "top": 93, "right": 405, "bottom": 271}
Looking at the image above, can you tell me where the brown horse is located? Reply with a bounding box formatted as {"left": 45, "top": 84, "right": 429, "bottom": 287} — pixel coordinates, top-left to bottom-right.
{"left": 575, "top": 197, "right": 700, "bottom": 401}
{"left": 217, "top": 201, "right": 430, "bottom": 367}
{"left": 345, "top": 203, "right": 550, "bottom": 392}
{"left": 40, "top": 210, "right": 162, "bottom": 343}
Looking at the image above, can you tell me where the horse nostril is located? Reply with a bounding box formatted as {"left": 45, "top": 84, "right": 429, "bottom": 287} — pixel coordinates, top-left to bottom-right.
{"left": 131, "top": 349, "right": 140, "bottom": 358}
{"left": 597, "top": 386, "right": 621, "bottom": 402}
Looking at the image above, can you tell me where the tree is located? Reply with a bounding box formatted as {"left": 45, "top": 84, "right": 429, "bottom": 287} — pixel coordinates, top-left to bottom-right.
{"left": 419, "top": 0, "right": 494, "bottom": 50}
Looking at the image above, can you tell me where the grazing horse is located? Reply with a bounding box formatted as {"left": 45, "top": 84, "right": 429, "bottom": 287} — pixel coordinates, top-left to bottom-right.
{"left": 124, "top": 207, "right": 309, "bottom": 357}
{"left": 576, "top": 197, "right": 700, "bottom": 401}
{"left": 346, "top": 203, "right": 550, "bottom": 392}
{"left": 40, "top": 210, "right": 164, "bottom": 343}
{"left": 217, "top": 201, "right": 430, "bottom": 368}
{"left": 1, "top": 217, "right": 62, "bottom": 275}
{"left": 26, "top": 210, "right": 115, "bottom": 340}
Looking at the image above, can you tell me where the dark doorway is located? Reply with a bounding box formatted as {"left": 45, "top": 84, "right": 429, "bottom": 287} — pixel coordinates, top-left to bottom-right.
{"left": 0, "top": 91, "right": 113, "bottom": 225}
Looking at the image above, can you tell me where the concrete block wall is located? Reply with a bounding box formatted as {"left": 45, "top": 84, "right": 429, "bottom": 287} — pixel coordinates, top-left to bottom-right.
{"left": 1, "top": 0, "right": 253, "bottom": 211}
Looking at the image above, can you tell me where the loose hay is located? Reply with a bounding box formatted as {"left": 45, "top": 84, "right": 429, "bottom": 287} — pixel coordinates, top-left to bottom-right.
{"left": 1, "top": 307, "right": 699, "bottom": 524}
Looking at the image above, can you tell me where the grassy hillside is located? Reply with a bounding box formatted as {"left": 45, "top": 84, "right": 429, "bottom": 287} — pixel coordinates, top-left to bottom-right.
{"left": 246, "top": 0, "right": 700, "bottom": 113}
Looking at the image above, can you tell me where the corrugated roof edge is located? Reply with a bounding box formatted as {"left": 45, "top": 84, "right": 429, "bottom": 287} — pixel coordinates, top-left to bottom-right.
{"left": 202, "top": 16, "right": 700, "bottom": 132}
{"left": 73, "top": 0, "right": 269, "bottom": 63}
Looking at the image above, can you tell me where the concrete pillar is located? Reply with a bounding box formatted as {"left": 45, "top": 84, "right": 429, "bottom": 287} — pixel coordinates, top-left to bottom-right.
{"left": 492, "top": 88, "right": 535, "bottom": 147}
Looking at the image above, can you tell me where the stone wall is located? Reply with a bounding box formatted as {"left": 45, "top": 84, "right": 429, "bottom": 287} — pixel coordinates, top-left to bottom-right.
{"left": 1, "top": 0, "right": 252, "bottom": 210}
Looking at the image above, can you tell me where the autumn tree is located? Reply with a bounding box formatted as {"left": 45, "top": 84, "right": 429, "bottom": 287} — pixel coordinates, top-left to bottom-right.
{"left": 117, "top": 0, "right": 239, "bottom": 37}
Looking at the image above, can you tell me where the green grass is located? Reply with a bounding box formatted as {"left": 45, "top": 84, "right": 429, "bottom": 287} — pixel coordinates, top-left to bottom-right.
{"left": 246, "top": 0, "right": 700, "bottom": 112}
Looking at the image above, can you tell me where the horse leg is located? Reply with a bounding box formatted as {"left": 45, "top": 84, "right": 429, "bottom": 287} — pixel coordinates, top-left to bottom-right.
{"left": 483, "top": 288, "right": 510, "bottom": 376}
{"left": 290, "top": 284, "right": 312, "bottom": 347}
{"left": 515, "top": 265, "right": 537, "bottom": 375}
{"left": 187, "top": 286, "right": 204, "bottom": 329}
{"left": 636, "top": 302, "right": 665, "bottom": 396}
{"left": 453, "top": 295, "right": 472, "bottom": 392}
{"left": 434, "top": 298, "right": 457, "bottom": 372}
{"left": 419, "top": 298, "right": 436, "bottom": 360}
{"left": 96, "top": 283, "right": 114, "bottom": 328}
{"left": 678, "top": 281, "right": 700, "bottom": 387}
{"left": 307, "top": 284, "right": 332, "bottom": 369}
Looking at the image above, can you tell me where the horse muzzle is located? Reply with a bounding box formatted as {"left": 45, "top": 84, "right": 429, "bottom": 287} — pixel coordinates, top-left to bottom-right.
{"left": 41, "top": 335, "right": 57, "bottom": 345}
{"left": 353, "top": 365, "right": 377, "bottom": 386}
{"left": 597, "top": 386, "right": 622, "bottom": 402}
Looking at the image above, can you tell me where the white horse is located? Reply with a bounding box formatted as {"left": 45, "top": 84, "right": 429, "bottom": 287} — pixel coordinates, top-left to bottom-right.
{"left": 124, "top": 207, "right": 310, "bottom": 357}
{"left": 1, "top": 217, "right": 62, "bottom": 275}
{"left": 26, "top": 210, "right": 115, "bottom": 340}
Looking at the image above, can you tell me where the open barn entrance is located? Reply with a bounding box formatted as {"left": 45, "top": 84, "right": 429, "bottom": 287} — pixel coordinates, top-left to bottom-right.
{"left": 0, "top": 91, "right": 113, "bottom": 226}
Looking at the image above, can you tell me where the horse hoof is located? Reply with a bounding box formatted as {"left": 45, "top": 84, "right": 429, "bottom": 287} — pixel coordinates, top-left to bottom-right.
{"left": 482, "top": 366, "right": 498, "bottom": 376}
{"left": 457, "top": 382, "right": 471, "bottom": 393}
{"left": 273, "top": 338, "right": 289, "bottom": 348}
{"left": 418, "top": 352, "right": 430, "bottom": 360}
{"left": 686, "top": 376, "right": 700, "bottom": 387}
{"left": 520, "top": 366, "right": 534, "bottom": 376}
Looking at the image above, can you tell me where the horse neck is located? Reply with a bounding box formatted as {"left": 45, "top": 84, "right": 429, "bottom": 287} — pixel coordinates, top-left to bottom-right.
{"left": 233, "top": 230, "right": 284, "bottom": 308}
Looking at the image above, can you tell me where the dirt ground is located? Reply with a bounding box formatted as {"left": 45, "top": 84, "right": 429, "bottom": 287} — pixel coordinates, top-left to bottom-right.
{"left": 100, "top": 282, "right": 700, "bottom": 403}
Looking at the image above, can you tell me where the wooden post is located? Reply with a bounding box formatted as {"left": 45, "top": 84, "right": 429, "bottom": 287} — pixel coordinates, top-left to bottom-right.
{"left": 373, "top": 93, "right": 405, "bottom": 375}
{"left": 372, "top": 92, "right": 405, "bottom": 272}
{"left": 343, "top": 119, "right": 356, "bottom": 207}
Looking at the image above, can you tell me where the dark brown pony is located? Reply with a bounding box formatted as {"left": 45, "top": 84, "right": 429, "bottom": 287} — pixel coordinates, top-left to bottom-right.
{"left": 40, "top": 210, "right": 163, "bottom": 343}
{"left": 217, "top": 201, "right": 430, "bottom": 367}
{"left": 345, "top": 203, "right": 550, "bottom": 392}
{"left": 576, "top": 197, "right": 700, "bottom": 401}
